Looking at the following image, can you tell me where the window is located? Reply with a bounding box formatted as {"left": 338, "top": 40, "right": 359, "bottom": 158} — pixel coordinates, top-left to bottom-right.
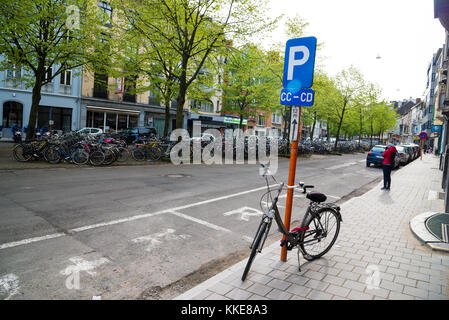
{"left": 60, "top": 69, "right": 71, "bottom": 85}
{"left": 99, "top": 1, "right": 113, "bottom": 25}
{"left": 2, "top": 101, "right": 23, "bottom": 128}
{"left": 6, "top": 64, "right": 21, "bottom": 80}
{"left": 258, "top": 115, "right": 265, "bottom": 126}
{"left": 272, "top": 113, "right": 281, "bottom": 124}
{"left": 45, "top": 66, "right": 53, "bottom": 82}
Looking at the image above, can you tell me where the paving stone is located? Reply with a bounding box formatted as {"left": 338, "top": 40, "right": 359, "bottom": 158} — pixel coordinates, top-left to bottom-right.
{"left": 347, "top": 290, "right": 373, "bottom": 300}
{"left": 265, "top": 288, "right": 293, "bottom": 300}
{"left": 326, "top": 284, "right": 350, "bottom": 298}
{"left": 209, "top": 282, "right": 234, "bottom": 296}
{"left": 393, "top": 276, "right": 416, "bottom": 287}
{"left": 403, "top": 286, "right": 429, "bottom": 299}
{"left": 247, "top": 283, "right": 273, "bottom": 297}
{"left": 266, "top": 279, "right": 291, "bottom": 291}
{"left": 365, "top": 287, "right": 390, "bottom": 299}
{"left": 306, "top": 289, "right": 333, "bottom": 300}
{"left": 285, "top": 274, "right": 310, "bottom": 286}
{"left": 304, "top": 279, "right": 329, "bottom": 291}
{"left": 407, "top": 271, "right": 430, "bottom": 282}
{"left": 342, "top": 279, "right": 366, "bottom": 292}
{"left": 192, "top": 290, "right": 213, "bottom": 300}
{"left": 248, "top": 273, "right": 273, "bottom": 285}
{"left": 205, "top": 293, "right": 230, "bottom": 300}
{"left": 286, "top": 284, "right": 312, "bottom": 297}
{"left": 225, "top": 288, "right": 253, "bottom": 300}
{"left": 303, "top": 270, "right": 326, "bottom": 281}
{"left": 322, "top": 274, "right": 345, "bottom": 286}
{"left": 388, "top": 291, "right": 414, "bottom": 300}
{"left": 248, "top": 294, "right": 269, "bottom": 300}
{"left": 380, "top": 280, "right": 404, "bottom": 293}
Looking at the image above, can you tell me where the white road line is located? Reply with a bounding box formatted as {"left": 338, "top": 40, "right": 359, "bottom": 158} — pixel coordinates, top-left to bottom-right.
{"left": 325, "top": 162, "right": 357, "bottom": 170}
{"left": 0, "top": 233, "right": 66, "bottom": 250}
{"left": 168, "top": 210, "right": 232, "bottom": 233}
{"left": 0, "top": 185, "right": 273, "bottom": 250}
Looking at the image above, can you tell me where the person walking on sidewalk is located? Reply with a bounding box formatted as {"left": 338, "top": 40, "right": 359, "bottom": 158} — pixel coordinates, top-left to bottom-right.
{"left": 381, "top": 143, "right": 397, "bottom": 190}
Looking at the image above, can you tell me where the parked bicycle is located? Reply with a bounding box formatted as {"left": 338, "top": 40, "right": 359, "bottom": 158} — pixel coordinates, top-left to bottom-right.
{"left": 241, "top": 163, "right": 343, "bottom": 281}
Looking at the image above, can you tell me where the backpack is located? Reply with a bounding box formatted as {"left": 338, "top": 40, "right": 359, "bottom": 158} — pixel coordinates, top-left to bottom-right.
{"left": 390, "top": 148, "right": 396, "bottom": 164}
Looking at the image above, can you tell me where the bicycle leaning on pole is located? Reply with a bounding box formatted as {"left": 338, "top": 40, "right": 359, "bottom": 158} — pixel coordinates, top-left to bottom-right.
{"left": 241, "top": 163, "right": 343, "bottom": 281}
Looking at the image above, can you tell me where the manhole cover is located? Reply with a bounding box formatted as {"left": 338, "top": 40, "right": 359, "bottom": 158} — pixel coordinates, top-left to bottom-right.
{"left": 166, "top": 174, "right": 189, "bottom": 178}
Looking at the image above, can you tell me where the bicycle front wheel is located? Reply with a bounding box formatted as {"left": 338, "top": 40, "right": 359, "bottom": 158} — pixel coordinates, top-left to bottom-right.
{"left": 300, "top": 208, "right": 340, "bottom": 261}
{"left": 241, "top": 221, "right": 268, "bottom": 281}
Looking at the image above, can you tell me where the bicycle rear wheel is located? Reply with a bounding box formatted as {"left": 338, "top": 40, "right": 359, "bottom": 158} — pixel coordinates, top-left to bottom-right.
{"left": 12, "top": 144, "right": 32, "bottom": 162}
{"left": 131, "top": 147, "right": 146, "bottom": 161}
{"left": 45, "top": 146, "right": 62, "bottom": 164}
{"left": 241, "top": 221, "right": 268, "bottom": 281}
{"left": 71, "top": 149, "right": 89, "bottom": 165}
{"left": 116, "top": 147, "right": 129, "bottom": 162}
{"left": 89, "top": 151, "right": 105, "bottom": 166}
{"left": 300, "top": 208, "right": 340, "bottom": 261}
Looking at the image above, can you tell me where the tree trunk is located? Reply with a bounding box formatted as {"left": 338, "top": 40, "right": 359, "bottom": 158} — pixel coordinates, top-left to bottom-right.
{"left": 334, "top": 105, "right": 346, "bottom": 150}
{"left": 327, "top": 118, "right": 330, "bottom": 142}
{"left": 176, "top": 84, "right": 187, "bottom": 130}
{"left": 27, "top": 75, "right": 44, "bottom": 140}
{"left": 310, "top": 111, "right": 317, "bottom": 140}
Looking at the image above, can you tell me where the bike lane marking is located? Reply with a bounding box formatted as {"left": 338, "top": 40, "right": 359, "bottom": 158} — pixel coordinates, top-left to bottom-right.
{"left": 0, "top": 185, "right": 277, "bottom": 251}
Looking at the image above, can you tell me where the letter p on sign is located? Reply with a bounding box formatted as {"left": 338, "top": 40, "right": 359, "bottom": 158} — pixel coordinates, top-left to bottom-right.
{"left": 283, "top": 37, "right": 317, "bottom": 90}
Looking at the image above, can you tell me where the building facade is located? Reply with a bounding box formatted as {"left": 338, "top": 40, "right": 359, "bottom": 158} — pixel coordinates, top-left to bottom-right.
{"left": 0, "top": 64, "right": 82, "bottom": 138}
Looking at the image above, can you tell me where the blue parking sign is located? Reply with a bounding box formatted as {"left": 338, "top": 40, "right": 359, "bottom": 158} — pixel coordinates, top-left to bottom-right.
{"left": 283, "top": 37, "right": 317, "bottom": 89}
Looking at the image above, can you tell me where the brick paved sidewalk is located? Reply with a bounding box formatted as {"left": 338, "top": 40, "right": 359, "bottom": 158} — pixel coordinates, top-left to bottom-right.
{"left": 175, "top": 154, "right": 449, "bottom": 300}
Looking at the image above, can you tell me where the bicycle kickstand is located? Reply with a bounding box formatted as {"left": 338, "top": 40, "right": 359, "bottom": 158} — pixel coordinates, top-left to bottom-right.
{"left": 296, "top": 248, "right": 301, "bottom": 272}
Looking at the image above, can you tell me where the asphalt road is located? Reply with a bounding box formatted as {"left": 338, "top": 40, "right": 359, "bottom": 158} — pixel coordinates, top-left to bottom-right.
{"left": 0, "top": 153, "right": 387, "bottom": 299}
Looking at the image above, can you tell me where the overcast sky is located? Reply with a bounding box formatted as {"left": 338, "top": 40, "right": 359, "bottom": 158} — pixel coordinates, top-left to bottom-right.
{"left": 266, "top": 0, "right": 446, "bottom": 102}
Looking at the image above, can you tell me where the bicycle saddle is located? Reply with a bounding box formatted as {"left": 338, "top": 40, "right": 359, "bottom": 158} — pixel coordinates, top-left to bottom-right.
{"left": 306, "top": 191, "right": 327, "bottom": 203}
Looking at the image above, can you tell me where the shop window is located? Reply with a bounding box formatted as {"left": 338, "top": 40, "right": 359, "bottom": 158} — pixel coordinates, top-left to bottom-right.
{"left": 118, "top": 114, "right": 127, "bottom": 130}
{"left": 37, "top": 106, "right": 72, "bottom": 132}
{"left": 2, "top": 101, "right": 23, "bottom": 128}
{"left": 106, "top": 113, "right": 116, "bottom": 132}
{"left": 128, "top": 115, "right": 138, "bottom": 128}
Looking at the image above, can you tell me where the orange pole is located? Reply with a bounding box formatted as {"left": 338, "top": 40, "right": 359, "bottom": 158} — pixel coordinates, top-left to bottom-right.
{"left": 281, "top": 106, "right": 302, "bottom": 262}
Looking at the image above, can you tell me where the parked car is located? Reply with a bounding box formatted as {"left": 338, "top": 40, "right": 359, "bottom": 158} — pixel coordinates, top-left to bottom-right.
{"left": 401, "top": 144, "right": 418, "bottom": 160}
{"left": 77, "top": 127, "right": 103, "bottom": 136}
{"left": 366, "top": 145, "right": 400, "bottom": 169}
{"left": 395, "top": 145, "right": 410, "bottom": 165}
{"left": 118, "top": 127, "right": 158, "bottom": 145}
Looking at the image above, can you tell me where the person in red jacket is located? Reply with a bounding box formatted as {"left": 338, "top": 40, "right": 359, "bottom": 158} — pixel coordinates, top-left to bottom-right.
{"left": 381, "top": 143, "right": 397, "bottom": 190}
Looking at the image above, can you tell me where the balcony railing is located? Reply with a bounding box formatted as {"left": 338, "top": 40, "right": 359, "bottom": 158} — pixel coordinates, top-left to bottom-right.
{"left": 59, "top": 84, "right": 71, "bottom": 95}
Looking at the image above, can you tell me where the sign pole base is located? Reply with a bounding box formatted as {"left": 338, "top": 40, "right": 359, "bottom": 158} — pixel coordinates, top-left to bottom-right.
{"left": 281, "top": 106, "right": 302, "bottom": 262}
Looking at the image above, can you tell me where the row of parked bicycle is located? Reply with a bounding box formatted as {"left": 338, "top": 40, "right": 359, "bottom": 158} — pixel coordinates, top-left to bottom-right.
{"left": 11, "top": 130, "right": 385, "bottom": 166}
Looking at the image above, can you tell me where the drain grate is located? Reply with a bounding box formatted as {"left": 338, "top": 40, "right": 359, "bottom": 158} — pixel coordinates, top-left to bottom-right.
{"left": 426, "top": 213, "right": 449, "bottom": 242}
{"left": 442, "top": 224, "right": 449, "bottom": 243}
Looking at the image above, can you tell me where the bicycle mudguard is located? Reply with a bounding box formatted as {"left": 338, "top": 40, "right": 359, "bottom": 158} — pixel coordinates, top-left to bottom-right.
{"left": 301, "top": 204, "right": 342, "bottom": 227}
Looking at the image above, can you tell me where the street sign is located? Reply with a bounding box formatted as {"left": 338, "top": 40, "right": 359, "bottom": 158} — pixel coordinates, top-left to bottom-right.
{"left": 419, "top": 132, "right": 428, "bottom": 140}
{"left": 290, "top": 107, "right": 300, "bottom": 142}
{"left": 283, "top": 37, "right": 317, "bottom": 89}
{"left": 280, "top": 88, "right": 315, "bottom": 106}
{"left": 431, "top": 125, "right": 442, "bottom": 133}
